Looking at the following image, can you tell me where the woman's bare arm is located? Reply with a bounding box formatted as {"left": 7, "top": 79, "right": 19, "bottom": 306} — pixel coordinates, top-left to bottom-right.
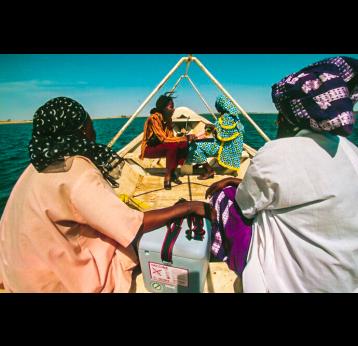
{"left": 138, "top": 201, "right": 215, "bottom": 235}
{"left": 205, "top": 177, "right": 242, "bottom": 199}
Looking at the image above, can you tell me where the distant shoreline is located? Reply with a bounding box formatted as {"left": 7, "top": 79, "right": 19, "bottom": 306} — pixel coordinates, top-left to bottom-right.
{"left": 3, "top": 111, "right": 357, "bottom": 125}
{"left": 0, "top": 120, "right": 33, "bottom": 125}
{"left": 0, "top": 113, "right": 281, "bottom": 125}
{"left": 0, "top": 115, "right": 130, "bottom": 125}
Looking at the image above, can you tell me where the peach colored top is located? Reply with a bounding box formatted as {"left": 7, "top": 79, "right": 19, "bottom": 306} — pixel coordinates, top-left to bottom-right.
{"left": 0, "top": 156, "right": 144, "bottom": 292}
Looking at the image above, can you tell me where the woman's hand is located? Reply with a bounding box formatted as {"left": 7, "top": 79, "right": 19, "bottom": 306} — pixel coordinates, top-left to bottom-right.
{"left": 190, "top": 201, "right": 217, "bottom": 224}
{"left": 141, "top": 199, "right": 218, "bottom": 234}
{"left": 186, "top": 134, "right": 196, "bottom": 142}
{"left": 204, "top": 123, "right": 216, "bottom": 131}
{"left": 205, "top": 177, "right": 242, "bottom": 199}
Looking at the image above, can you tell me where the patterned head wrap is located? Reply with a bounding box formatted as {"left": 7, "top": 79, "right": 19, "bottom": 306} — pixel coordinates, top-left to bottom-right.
{"left": 215, "top": 95, "right": 241, "bottom": 117}
{"left": 28, "top": 97, "right": 122, "bottom": 187}
{"left": 271, "top": 56, "right": 358, "bottom": 136}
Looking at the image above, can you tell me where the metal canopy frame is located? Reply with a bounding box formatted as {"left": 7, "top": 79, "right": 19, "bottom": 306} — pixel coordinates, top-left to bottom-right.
{"left": 108, "top": 54, "right": 271, "bottom": 148}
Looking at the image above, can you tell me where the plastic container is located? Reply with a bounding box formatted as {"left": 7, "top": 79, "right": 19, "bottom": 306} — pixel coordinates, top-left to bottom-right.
{"left": 138, "top": 218, "right": 211, "bottom": 293}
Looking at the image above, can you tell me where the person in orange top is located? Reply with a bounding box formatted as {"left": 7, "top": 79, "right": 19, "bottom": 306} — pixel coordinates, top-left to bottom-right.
{"left": 141, "top": 93, "right": 195, "bottom": 189}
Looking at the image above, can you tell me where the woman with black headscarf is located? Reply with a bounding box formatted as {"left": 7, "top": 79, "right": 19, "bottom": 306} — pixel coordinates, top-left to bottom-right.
{"left": 0, "top": 97, "right": 214, "bottom": 292}
{"left": 28, "top": 96, "right": 123, "bottom": 187}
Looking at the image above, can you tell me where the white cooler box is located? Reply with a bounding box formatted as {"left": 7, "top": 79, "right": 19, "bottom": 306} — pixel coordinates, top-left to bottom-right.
{"left": 138, "top": 217, "right": 211, "bottom": 293}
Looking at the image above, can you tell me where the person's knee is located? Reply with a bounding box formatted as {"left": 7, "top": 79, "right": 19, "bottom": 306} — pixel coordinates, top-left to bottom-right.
{"left": 179, "top": 141, "right": 188, "bottom": 150}
{"left": 166, "top": 143, "right": 183, "bottom": 155}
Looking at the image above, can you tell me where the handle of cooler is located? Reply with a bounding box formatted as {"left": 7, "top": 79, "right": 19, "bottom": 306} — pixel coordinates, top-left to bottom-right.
{"left": 160, "top": 216, "right": 206, "bottom": 263}
{"left": 161, "top": 218, "right": 184, "bottom": 263}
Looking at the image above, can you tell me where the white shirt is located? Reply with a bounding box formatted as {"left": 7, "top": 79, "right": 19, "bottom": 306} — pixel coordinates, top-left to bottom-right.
{"left": 236, "top": 129, "right": 358, "bottom": 293}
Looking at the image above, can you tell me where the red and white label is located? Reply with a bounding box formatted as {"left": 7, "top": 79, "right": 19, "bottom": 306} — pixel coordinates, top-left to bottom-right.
{"left": 149, "top": 262, "right": 189, "bottom": 287}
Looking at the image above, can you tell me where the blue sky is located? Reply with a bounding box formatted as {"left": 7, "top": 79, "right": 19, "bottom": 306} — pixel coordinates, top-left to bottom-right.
{"left": 1, "top": 54, "right": 358, "bottom": 120}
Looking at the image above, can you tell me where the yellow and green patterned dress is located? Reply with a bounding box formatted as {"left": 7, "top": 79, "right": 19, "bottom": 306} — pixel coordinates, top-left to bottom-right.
{"left": 187, "top": 95, "right": 244, "bottom": 171}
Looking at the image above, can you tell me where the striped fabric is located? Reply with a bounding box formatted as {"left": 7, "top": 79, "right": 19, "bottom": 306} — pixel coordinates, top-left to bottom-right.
{"left": 210, "top": 186, "right": 252, "bottom": 276}
{"left": 140, "top": 112, "right": 186, "bottom": 160}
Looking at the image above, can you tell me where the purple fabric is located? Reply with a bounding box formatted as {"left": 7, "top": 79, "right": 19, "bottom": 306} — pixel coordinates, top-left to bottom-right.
{"left": 210, "top": 186, "right": 253, "bottom": 276}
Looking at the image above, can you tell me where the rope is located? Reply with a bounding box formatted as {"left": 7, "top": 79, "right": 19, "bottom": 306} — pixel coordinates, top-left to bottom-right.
{"left": 118, "top": 193, "right": 150, "bottom": 211}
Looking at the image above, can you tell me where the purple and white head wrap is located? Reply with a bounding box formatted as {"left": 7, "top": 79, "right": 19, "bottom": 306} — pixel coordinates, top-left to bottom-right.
{"left": 272, "top": 56, "right": 358, "bottom": 136}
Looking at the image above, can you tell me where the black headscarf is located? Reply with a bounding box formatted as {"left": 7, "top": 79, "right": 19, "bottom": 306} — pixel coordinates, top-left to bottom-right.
{"left": 28, "top": 97, "right": 122, "bottom": 187}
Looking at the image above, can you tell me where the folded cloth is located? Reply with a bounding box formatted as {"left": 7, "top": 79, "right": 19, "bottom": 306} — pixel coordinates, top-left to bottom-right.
{"left": 210, "top": 186, "right": 253, "bottom": 276}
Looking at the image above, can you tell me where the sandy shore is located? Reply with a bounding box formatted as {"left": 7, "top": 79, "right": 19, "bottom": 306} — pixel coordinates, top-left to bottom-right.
{"left": 0, "top": 116, "right": 131, "bottom": 125}
{"left": 0, "top": 120, "right": 32, "bottom": 125}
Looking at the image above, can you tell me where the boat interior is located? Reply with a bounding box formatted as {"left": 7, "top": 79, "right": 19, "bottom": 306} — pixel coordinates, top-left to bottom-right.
{"left": 113, "top": 108, "right": 257, "bottom": 293}
{"left": 106, "top": 55, "right": 272, "bottom": 293}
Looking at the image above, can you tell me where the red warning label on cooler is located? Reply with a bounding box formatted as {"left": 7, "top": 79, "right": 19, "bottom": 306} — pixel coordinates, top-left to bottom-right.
{"left": 148, "top": 262, "right": 189, "bottom": 287}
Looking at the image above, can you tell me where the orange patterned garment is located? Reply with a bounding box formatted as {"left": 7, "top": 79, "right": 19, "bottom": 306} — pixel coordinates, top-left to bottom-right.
{"left": 140, "top": 112, "right": 187, "bottom": 159}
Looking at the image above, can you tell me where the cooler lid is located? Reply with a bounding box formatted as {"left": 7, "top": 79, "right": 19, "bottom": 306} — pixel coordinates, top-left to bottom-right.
{"left": 138, "top": 218, "right": 211, "bottom": 260}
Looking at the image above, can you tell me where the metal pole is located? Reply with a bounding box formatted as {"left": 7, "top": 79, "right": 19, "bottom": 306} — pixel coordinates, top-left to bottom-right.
{"left": 108, "top": 56, "right": 188, "bottom": 148}
{"left": 169, "top": 53, "right": 193, "bottom": 94}
{"left": 185, "top": 75, "right": 217, "bottom": 120}
{"left": 184, "top": 54, "right": 193, "bottom": 76}
{"left": 170, "top": 75, "right": 185, "bottom": 94}
{"left": 192, "top": 57, "right": 271, "bottom": 142}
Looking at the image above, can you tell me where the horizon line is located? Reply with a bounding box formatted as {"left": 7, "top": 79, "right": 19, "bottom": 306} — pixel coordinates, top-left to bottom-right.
{"left": 0, "top": 111, "right": 280, "bottom": 122}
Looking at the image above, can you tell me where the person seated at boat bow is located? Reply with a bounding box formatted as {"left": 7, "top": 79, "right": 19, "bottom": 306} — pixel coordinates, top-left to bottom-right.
{"left": 186, "top": 95, "right": 245, "bottom": 180}
{"left": 0, "top": 97, "right": 215, "bottom": 293}
{"left": 140, "top": 92, "right": 195, "bottom": 190}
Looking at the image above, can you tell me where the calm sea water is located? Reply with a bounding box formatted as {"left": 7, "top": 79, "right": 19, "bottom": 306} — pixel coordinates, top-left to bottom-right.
{"left": 1, "top": 114, "right": 358, "bottom": 217}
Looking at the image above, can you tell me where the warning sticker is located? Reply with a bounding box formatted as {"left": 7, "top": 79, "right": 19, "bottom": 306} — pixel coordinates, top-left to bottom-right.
{"left": 149, "top": 262, "right": 189, "bottom": 287}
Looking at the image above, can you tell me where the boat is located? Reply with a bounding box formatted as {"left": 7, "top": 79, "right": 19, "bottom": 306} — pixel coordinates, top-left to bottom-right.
{"left": 107, "top": 55, "right": 271, "bottom": 293}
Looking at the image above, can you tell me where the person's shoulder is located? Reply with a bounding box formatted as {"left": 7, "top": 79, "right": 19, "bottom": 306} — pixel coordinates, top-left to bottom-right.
{"left": 340, "top": 136, "right": 358, "bottom": 153}
{"left": 247, "top": 137, "right": 302, "bottom": 176}
{"left": 71, "top": 155, "right": 99, "bottom": 173}
{"left": 257, "top": 137, "right": 297, "bottom": 154}
{"left": 69, "top": 156, "right": 107, "bottom": 190}
{"left": 146, "top": 113, "right": 160, "bottom": 123}
{"left": 253, "top": 136, "right": 309, "bottom": 164}
{"left": 340, "top": 136, "right": 357, "bottom": 145}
